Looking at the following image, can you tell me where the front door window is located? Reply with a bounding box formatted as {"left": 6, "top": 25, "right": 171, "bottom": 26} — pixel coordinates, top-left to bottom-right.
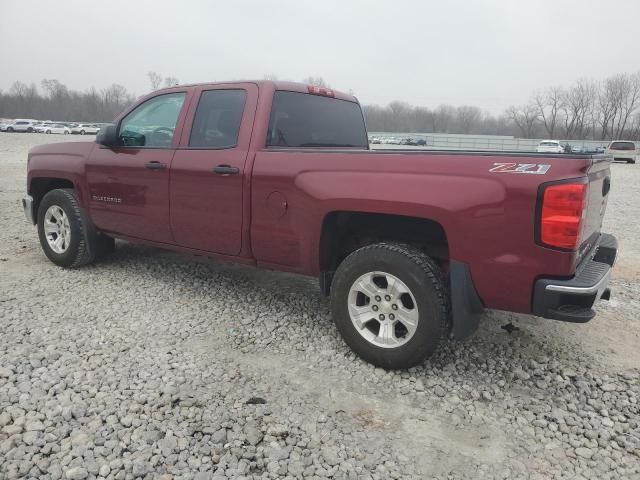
{"left": 119, "top": 92, "right": 186, "bottom": 148}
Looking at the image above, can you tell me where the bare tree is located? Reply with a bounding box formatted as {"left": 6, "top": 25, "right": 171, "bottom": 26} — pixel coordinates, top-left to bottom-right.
{"left": 432, "top": 105, "right": 455, "bottom": 133}
{"left": 41, "top": 79, "right": 68, "bottom": 98}
{"left": 455, "top": 105, "right": 482, "bottom": 134}
{"left": 412, "top": 107, "right": 433, "bottom": 133}
{"left": 263, "top": 73, "right": 279, "bottom": 81}
{"left": 506, "top": 104, "right": 539, "bottom": 138}
{"left": 163, "top": 76, "right": 179, "bottom": 87}
{"left": 10, "top": 81, "right": 29, "bottom": 98}
{"left": 534, "top": 86, "right": 563, "bottom": 138}
{"left": 303, "top": 76, "right": 329, "bottom": 88}
{"left": 148, "top": 71, "right": 163, "bottom": 90}
{"left": 613, "top": 72, "right": 640, "bottom": 138}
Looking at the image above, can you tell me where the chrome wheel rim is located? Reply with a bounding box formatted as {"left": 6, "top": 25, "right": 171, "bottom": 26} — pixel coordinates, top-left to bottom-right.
{"left": 348, "top": 271, "right": 419, "bottom": 348}
{"left": 44, "top": 205, "right": 71, "bottom": 254}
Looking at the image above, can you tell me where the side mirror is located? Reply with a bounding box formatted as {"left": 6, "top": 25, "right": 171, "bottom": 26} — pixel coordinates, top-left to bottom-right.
{"left": 95, "top": 124, "right": 119, "bottom": 148}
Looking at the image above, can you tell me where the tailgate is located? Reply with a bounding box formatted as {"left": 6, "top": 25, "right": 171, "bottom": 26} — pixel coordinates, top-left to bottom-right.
{"left": 578, "top": 156, "right": 612, "bottom": 261}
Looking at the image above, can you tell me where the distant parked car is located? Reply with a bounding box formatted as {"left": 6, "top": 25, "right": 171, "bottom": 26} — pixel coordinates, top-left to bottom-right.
{"left": 43, "top": 124, "right": 71, "bottom": 135}
{"left": 71, "top": 123, "right": 100, "bottom": 135}
{"left": 35, "top": 123, "right": 55, "bottom": 133}
{"left": 5, "top": 120, "right": 37, "bottom": 133}
{"left": 607, "top": 141, "right": 638, "bottom": 164}
{"left": 536, "top": 140, "right": 564, "bottom": 153}
{"left": 415, "top": 138, "right": 427, "bottom": 146}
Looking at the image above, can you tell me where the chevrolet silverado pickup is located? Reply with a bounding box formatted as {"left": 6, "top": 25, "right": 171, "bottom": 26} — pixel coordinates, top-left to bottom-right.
{"left": 22, "top": 81, "right": 618, "bottom": 368}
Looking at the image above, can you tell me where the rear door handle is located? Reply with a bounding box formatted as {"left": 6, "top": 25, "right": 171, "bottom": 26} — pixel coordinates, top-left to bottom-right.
{"left": 145, "top": 161, "right": 166, "bottom": 170}
{"left": 213, "top": 165, "right": 240, "bottom": 175}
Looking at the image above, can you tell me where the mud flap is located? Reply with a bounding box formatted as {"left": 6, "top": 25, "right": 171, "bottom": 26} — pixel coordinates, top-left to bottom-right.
{"left": 450, "top": 261, "right": 484, "bottom": 340}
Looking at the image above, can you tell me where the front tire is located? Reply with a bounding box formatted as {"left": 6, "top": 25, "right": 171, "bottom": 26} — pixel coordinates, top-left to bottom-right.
{"left": 330, "top": 243, "right": 449, "bottom": 369}
{"left": 7, "top": 127, "right": 13, "bottom": 132}
{"left": 46, "top": 130, "right": 51, "bottom": 134}
{"left": 37, "top": 189, "right": 98, "bottom": 268}
{"left": 80, "top": 130, "right": 85, "bottom": 135}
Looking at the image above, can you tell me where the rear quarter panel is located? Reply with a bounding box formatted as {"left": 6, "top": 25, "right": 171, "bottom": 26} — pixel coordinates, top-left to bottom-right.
{"left": 250, "top": 150, "right": 593, "bottom": 313}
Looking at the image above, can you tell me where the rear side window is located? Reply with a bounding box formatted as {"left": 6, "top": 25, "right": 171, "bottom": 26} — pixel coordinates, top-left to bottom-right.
{"left": 610, "top": 141, "right": 635, "bottom": 150}
{"left": 189, "top": 89, "right": 247, "bottom": 148}
{"left": 267, "top": 91, "right": 368, "bottom": 148}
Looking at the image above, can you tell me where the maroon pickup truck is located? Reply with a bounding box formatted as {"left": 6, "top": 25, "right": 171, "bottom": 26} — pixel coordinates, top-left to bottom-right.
{"left": 22, "top": 81, "right": 617, "bottom": 368}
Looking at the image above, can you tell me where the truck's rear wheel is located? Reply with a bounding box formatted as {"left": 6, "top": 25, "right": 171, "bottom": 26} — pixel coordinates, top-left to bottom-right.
{"left": 330, "top": 243, "right": 449, "bottom": 369}
{"left": 37, "top": 188, "right": 98, "bottom": 268}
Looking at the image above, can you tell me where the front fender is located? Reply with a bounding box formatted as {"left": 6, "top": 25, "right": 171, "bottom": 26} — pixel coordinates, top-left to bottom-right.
{"left": 27, "top": 142, "right": 95, "bottom": 208}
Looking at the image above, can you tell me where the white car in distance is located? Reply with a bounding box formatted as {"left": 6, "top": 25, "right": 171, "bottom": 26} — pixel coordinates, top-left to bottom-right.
{"left": 607, "top": 141, "right": 638, "bottom": 164}
{"left": 5, "top": 119, "right": 37, "bottom": 133}
{"left": 536, "top": 140, "right": 565, "bottom": 153}
{"left": 71, "top": 123, "right": 100, "bottom": 135}
{"left": 42, "top": 124, "right": 71, "bottom": 135}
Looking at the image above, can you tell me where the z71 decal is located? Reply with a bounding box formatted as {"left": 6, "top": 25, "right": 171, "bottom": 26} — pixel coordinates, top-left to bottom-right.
{"left": 489, "top": 163, "right": 551, "bottom": 175}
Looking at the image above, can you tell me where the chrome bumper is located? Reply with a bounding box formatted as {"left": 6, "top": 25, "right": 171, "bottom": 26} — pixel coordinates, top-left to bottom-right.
{"left": 532, "top": 233, "right": 617, "bottom": 322}
{"left": 22, "top": 195, "right": 35, "bottom": 224}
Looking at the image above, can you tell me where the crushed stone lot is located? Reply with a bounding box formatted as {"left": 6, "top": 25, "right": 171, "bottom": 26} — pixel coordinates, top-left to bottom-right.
{"left": 0, "top": 133, "right": 638, "bottom": 480}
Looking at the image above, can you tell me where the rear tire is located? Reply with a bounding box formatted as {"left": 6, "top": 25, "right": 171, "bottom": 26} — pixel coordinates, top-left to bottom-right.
{"left": 330, "top": 242, "right": 449, "bottom": 369}
{"left": 628, "top": 159, "right": 636, "bottom": 164}
{"left": 37, "top": 189, "right": 98, "bottom": 268}
{"left": 80, "top": 130, "right": 85, "bottom": 135}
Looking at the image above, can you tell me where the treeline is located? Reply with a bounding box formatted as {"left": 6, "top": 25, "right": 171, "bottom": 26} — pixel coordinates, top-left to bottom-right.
{"left": 0, "top": 80, "right": 136, "bottom": 122}
{"left": 364, "top": 72, "right": 640, "bottom": 141}
{"left": 1, "top": 72, "right": 639, "bottom": 141}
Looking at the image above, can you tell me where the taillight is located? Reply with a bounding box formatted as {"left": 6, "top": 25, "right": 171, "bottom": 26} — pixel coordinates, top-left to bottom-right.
{"left": 307, "top": 85, "right": 335, "bottom": 97}
{"left": 539, "top": 182, "right": 588, "bottom": 250}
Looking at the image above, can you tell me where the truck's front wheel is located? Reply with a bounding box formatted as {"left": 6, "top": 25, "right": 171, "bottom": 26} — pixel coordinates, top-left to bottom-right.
{"left": 330, "top": 243, "right": 449, "bottom": 369}
{"left": 37, "top": 189, "right": 98, "bottom": 268}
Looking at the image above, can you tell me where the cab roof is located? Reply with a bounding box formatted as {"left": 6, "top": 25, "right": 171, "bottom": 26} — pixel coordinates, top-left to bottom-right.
{"left": 155, "top": 80, "right": 358, "bottom": 103}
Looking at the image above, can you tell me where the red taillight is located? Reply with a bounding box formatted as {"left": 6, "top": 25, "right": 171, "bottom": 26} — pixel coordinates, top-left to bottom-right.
{"left": 540, "top": 183, "right": 588, "bottom": 250}
{"left": 307, "top": 85, "right": 335, "bottom": 97}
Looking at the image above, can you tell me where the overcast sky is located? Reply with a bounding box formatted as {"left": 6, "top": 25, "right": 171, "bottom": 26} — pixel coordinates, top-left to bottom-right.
{"left": 2, "top": 0, "right": 639, "bottom": 113}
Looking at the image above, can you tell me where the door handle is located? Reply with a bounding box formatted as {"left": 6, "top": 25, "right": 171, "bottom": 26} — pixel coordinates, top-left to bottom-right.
{"left": 213, "top": 165, "right": 240, "bottom": 175}
{"left": 145, "top": 161, "right": 166, "bottom": 170}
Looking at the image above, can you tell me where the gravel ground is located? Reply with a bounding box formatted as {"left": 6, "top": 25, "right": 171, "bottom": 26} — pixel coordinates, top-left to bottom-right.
{"left": 0, "top": 133, "right": 638, "bottom": 480}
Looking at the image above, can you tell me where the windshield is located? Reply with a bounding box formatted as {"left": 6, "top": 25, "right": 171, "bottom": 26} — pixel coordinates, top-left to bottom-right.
{"left": 267, "top": 91, "right": 368, "bottom": 148}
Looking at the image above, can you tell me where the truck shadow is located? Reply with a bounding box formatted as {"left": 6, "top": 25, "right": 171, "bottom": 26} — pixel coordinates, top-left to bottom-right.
{"left": 103, "top": 241, "right": 607, "bottom": 374}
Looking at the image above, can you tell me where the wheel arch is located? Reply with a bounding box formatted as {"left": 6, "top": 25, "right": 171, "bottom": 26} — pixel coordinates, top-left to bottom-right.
{"left": 319, "top": 210, "right": 483, "bottom": 341}
{"left": 319, "top": 211, "right": 450, "bottom": 293}
{"left": 29, "top": 177, "right": 77, "bottom": 219}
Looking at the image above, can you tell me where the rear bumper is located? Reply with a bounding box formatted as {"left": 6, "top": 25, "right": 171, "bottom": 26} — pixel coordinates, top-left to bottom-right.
{"left": 532, "top": 233, "right": 617, "bottom": 322}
